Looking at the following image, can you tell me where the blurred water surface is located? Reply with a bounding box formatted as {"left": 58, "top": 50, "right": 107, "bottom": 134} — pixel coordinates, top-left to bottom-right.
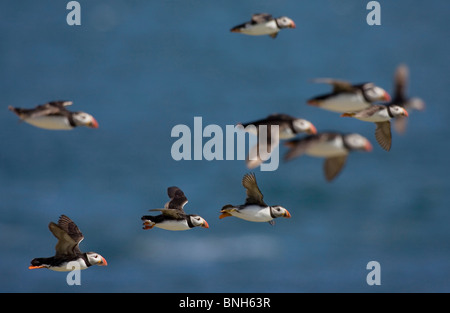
{"left": 0, "top": 1, "right": 449, "bottom": 292}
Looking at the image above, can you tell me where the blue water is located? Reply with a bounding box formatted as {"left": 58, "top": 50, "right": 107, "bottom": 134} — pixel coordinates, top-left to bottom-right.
{"left": 0, "top": 1, "right": 449, "bottom": 293}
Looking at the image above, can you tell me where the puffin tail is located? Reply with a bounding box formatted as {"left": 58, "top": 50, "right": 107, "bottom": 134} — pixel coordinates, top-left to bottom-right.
{"left": 8, "top": 105, "right": 20, "bottom": 116}
{"left": 141, "top": 216, "right": 156, "bottom": 230}
{"left": 29, "top": 258, "right": 48, "bottom": 269}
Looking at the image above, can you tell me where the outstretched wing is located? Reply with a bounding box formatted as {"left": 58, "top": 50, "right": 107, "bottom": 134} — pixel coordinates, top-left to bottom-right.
{"left": 251, "top": 13, "right": 274, "bottom": 24}
{"left": 49, "top": 215, "right": 83, "bottom": 256}
{"left": 148, "top": 208, "right": 186, "bottom": 219}
{"left": 28, "top": 101, "right": 72, "bottom": 118}
{"left": 375, "top": 121, "right": 392, "bottom": 151}
{"left": 242, "top": 173, "right": 266, "bottom": 206}
{"left": 392, "top": 65, "right": 408, "bottom": 105}
{"left": 165, "top": 187, "right": 188, "bottom": 211}
{"left": 151, "top": 187, "right": 188, "bottom": 219}
{"left": 311, "top": 78, "right": 356, "bottom": 93}
{"left": 323, "top": 156, "right": 347, "bottom": 182}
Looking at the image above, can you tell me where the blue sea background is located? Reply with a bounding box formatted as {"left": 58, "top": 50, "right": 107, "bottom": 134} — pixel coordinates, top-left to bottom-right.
{"left": 0, "top": 1, "right": 449, "bottom": 293}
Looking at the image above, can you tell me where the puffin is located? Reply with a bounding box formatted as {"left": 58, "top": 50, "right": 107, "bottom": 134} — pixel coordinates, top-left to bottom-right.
{"left": 141, "top": 187, "right": 209, "bottom": 231}
{"left": 219, "top": 173, "right": 291, "bottom": 225}
{"left": 341, "top": 104, "right": 408, "bottom": 151}
{"left": 307, "top": 78, "right": 391, "bottom": 113}
{"left": 29, "top": 215, "right": 107, "bottom": 271}
{"left": 230, "top": 13, "right": 296, "bottom": 38}
{"left": 237, "top": 113, "right": 317, "bottom": 169}
{"left": 8, "top": 100, "right": 99, "bottom": 130}
{"left": 284, "top": 132, "right": 373, "bottom": 181}
{"left": 389, "top": 64, "right": 425, "bottom": 134}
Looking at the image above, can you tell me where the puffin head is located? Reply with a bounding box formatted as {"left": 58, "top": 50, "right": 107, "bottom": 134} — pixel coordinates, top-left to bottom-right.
{"left": 276, "top": 17, "right": 296, "bottom": 29}
{"left": 86, "top": 252, "right": 107, "bottom": 266}
{"left": 363, "top": 84, "right": 391, "bottom": 103}
{"left": 344, "top": 133, "right": 373, "bottom": 152}
{"left": 190, "top": 215, "right": 209, "bottom": 228}
{"left": 389, "top": 105, "right": 409, "bottom": 118}
{"left": 73, "top": 112, "right": 99, "bottom": 128}
{"left": 270, "top": 205, "right": 291, "bottom": 218}
{"left": 293, "top": 119, "right": 317, "bottom": 135}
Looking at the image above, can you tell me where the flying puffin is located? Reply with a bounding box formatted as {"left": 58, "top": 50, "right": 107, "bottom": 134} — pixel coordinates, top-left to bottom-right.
{"left": 230, "top": 13, "right": 296, "bottom": 38}
{"left": 141, "top": 187, "right": 209, "bottom": 231}
{"left": 8, "top": 100, "right": 99, "bottom": 130}
{"left": 307, "top": 78, "right": 391, "bottom": 113}
{"left": 219, "top": 173, "right": 291, "bottom": 225}
{"left": 237, "top": 113, "right": 317, "bottom": 169}
{"left": 29, "top": 215, "right": 107, "bottom": 271}
{"left": 284, "top": 132, "right": 373, "bottom": 181}
{"left": 341, "top": 104, "right": 408, "bottom": 151}
{"left": 389, "top": 64, "right": 425, "bottom": 134}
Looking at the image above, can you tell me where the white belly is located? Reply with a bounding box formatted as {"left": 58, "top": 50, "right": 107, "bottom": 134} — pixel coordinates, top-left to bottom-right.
{"left": 24, "top": 116, "right": 73, "bottom": 130}
{"left": 279, "top": 127, "right": 295, "bottom": 139}
{"left": 241, "top": 21, "right": 279, "bottom": 36}
{"left": 155, "top": 220, "right": 191, "bottom": 231}
{"left": 354, "top": 110, "right": 391, "bottom": 123}
{"left": 231, "top": 205, "right": 273, "bottom": 222}
{"left": 318, "top": 93, "right": 370, "bottom": 113}
{"left": 306, "top": 137, "right": 348, "bottom": 158}
{"left": 49, "top": 259, "right": 89, "bottom": 272}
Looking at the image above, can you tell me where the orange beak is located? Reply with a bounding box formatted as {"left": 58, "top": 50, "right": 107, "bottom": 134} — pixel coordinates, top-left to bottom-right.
{"left": 402, "top": 108, "right": 409, "bottom": 117}
{"left": 28, "top": 265, "right": 46, "bottom": 270}
{"left": 284, "top": 210, "right": 291, "bottom": 218}
{"left": 290, "top": 22, "right": 296, "bottom": 28}
{"left": 99, "top": 257, "right": 107, "bottom": 266}
{"left": 365, "top": 141, "right": 373, "bottom": 152}
{"left": 308, "top": 124, "right": 318, "bottom": 135}
{"left": 383, "top": 92, "right": 391, "bottom": 102}
{"left": 89, "top": 118, "right": 99, "bottom": 128}
{"left": 202, "top": 220, "right": 209, "bottom": 228}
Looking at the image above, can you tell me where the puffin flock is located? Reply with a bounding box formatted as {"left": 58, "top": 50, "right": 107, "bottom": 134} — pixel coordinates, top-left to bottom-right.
{"left": 9, "top": 13, "right": 425, "bottom": 272}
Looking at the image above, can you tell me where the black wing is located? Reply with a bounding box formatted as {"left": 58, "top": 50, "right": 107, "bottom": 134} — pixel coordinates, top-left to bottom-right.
{"left": 49, "top": 215, "right": 84, "bottom": 256}
{"left": 251, "top": 13, "right": 274, "bottom": 24}
{"left": 242, "top": 173, "right": 267, "bottom": 206}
